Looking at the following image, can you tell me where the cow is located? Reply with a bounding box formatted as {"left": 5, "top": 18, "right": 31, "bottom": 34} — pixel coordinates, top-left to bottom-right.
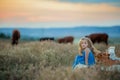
{"left": 39, "top": 37, "right": 55, "bottom": 41}
{"left": 57, "top": 36, "right": 74, "bottom": 44}
{"left": 11, "top": 29, "right": 20, "bottom": 45}
{"left": 86, "top": 33, "right": 109, "bottom": 45}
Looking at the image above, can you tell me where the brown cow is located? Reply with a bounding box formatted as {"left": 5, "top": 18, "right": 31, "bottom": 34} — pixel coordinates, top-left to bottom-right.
{"left": 57, "top": 36, "right": 74, "bottom": 44}
{"left": 86, "top": 33, "right": 109, "bottom": 45}
{"left": 12, "top": 29, "right": 20, "bottom": 45}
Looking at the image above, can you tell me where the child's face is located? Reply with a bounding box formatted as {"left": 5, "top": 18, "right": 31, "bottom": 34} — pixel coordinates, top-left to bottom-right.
{"left": 81, "top": 40, "right": 88, "bottom": 49}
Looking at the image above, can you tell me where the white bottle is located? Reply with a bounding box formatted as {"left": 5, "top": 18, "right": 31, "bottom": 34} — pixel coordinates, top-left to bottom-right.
{"left": 108, "top": 46, "right": 120, "bottom": 60}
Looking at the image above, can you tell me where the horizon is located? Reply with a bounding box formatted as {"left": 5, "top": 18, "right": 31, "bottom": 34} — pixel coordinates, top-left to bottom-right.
{"left": 0, "top": 26, "right": 120, "bottom": 39}
{"left": 0, "top": 0, "right": 120, "bottom": 28}
{"left": 0, "top": 25, "right": 120, "bottom": 29}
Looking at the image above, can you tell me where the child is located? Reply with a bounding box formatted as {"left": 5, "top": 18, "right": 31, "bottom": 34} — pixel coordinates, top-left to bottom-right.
{"left": 72, "top": 37, "right": 100, "bottom": 70}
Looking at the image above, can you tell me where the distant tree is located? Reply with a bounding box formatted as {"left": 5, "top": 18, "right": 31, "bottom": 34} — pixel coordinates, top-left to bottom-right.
{"left": 0, "top": 33, "right": 10, "bottom": 39}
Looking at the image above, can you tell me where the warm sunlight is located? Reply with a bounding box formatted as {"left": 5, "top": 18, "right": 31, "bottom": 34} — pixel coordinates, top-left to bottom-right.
{"left": 0, "top": 0, "right": 120, "bottom": 28}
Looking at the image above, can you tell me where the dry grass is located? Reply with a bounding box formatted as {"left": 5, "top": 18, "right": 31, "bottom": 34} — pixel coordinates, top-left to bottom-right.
{"left": 0, "top": 39, "right": 120, "bottom": 80}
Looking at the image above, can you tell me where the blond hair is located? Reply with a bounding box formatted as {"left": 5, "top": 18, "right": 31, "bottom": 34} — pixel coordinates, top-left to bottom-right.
{"left": 78, "top": 37, "right": 101, "bottom": 55}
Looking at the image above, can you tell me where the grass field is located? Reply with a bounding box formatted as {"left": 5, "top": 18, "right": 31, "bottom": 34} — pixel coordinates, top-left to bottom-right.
{"left": 0, "top": 38, "right": 120, "bottom": 80}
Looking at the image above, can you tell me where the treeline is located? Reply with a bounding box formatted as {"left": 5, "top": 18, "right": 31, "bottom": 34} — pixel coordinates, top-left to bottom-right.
{"left": 0, "top": 33, "right": 10, "bottom": 39}
{"left": 0, "top": 32, "right": 37, "bottom": 41}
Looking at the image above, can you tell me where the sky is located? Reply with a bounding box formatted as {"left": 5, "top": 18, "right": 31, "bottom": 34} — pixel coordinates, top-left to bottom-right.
{"left": 0, "top": 0, "right": 120, "bottom": 28}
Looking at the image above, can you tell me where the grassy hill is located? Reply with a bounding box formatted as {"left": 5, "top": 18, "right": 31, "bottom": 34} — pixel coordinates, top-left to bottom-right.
{"left": 0, "top": 39, "right": 120, "bottom": 80}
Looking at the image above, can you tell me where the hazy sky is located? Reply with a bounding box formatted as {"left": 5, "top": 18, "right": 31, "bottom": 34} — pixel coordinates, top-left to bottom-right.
{"left": 0, "top": 0, "right": 120, "bottom": 28}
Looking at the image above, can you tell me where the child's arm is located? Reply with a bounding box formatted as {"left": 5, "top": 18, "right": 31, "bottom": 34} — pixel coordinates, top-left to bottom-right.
{"left": 85, "top": 48, "right": 90, "bottom": 65}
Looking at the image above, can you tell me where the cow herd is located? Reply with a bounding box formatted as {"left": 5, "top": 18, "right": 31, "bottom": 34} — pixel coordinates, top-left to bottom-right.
{"left": 11, "top": 29, "right": 109, "bottom": 46}
{"left": 11, "top": 29, "right": 120, "bottom": 66}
